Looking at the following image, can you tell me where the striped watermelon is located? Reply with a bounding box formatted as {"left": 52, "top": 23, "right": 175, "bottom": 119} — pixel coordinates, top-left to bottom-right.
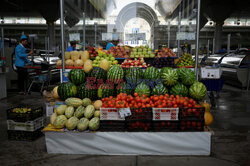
{"left": 176, "top": 68, "right": 196, "bottom": 86}
{"left": 125, "top": 67, "right": 144, "bottom": 86}
{"left": 116, "top": 82, "right": 134, "bottom": 95}
{"left": 68, "top": 69, "right": 86, "bottom": 85}
{"left": 57, "top": 82, "right": 77, "bottom": 100}
{"left": 107, "top": 65, "right": 124, "bottom": 84}
{"left": 170, "top": 83, "right": 188, "bottom": 97}
{"left": 88, "top": 67, "right": 107, "bottom": 81}
{"left": 152, "top": 83, "right": 168, "bottom": 95}
{"left": 135, "top": 83, "right": 151, "bottom": 96}
{"left": 160, "top": 67, "right": 178, "bottom": 86}
{"left": 78, "top": 82, "right": 97, "bottom": 100}
{"left": 97, "top": 83, "right": 115, "bottom": 98}
{"left": 144, "top": 66, "right": 160, "bottom": 80}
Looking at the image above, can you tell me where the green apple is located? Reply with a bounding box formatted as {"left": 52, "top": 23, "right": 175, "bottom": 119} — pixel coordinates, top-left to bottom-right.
{"left": 130, "top": 54, "right": 135, "bottom": 58}
{"left": 96, "top": 56, "right": 100, "bottom": 60}
{"left": 135, "top": 54, "right": 139, "bottom": 58}
{"left": 109, "top": 54, "right": 113, "bottom": 58}
{"left": 111, "top": 57, "right": 115, "bottom": 61}
{"left": 145, "top": 54, "right": 150, "bottom": 58}
{"left": 140, "top": 54, "right": 144, "bottom": 58}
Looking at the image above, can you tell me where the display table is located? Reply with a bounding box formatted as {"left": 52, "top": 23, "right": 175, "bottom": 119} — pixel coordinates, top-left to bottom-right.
{"left": 44, "top": 131, "right": 211, "bottom": 155}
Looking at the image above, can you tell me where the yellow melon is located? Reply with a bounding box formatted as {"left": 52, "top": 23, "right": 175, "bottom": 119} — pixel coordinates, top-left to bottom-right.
{"left": 65, "top": 52, "right": 71, "bottom": 60}
{"left": 74, "top": 59, "right": 84, "bottom": 67}
{"left": 201, "top": 101, "right": 211, "bottom": 112}
{"left": 93, "top": 100, "right": 102, "bottom": 110}
{"left": 52, "top": 86, "right": 59, "bottom": 99}
{"left": 99, "top": 59, "right": 110, "bottom": 71}
{"left": 70, "top": 51, "right": 80, "bottom": 61}
{"left": 65, "top": 59, "right": 74, "bottom": 66}
{"left": 56, "top": 60, "right": 62, "bottom": 67}
{"left": 204, "top": 112, "right": 213, "bottom": 126}
{"left": 80, "top": 51, "right": 89, "bottom": 62}
{"left": 83, "top": 59, "right": 93, "bottom": 73}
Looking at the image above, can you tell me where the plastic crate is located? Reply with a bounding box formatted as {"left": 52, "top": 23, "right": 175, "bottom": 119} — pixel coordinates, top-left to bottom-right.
{"left": 100, "top": 108, "right": 125, "bottom": 121}
{"left": 7, "top": 116, "right": 45, "bottom": 132}
{"left": 179, "top": 120, "right": 204, "bottom": 132}
{"left": 152, "top": 121, "right": 179, "bottom": 132}
{"left": 201, "top": 79, "right": 224, "bottom": 91}
{"left": 99, "top": 120, "right": 126, "bottom": 131}
{"left": 126, "top": 108, "right": 152, "bottom": 121}
{"left": 126, "top": 120, "right": 152, "bottom": 132}
{"left": 180, "top": 107, "right": 205, "bottom": 121}
{"left": 8, "top": 128, "right": 43, "bottom": 141}
{"left": 152, "top": 108, "right": 179, "bottom": 121}
{"left": 6, "top": 106, "right": 43, "bottom": 122}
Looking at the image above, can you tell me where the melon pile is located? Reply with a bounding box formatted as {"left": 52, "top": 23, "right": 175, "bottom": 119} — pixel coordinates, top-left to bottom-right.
{"left": 56, "top": 51, "right": 89, "bottom": 68}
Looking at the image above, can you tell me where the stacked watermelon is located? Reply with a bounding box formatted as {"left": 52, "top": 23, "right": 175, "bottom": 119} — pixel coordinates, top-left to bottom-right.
{"left": 97, "top": 83, "right": 115, "bottom": 98}
{"left": 107, "top": 65, "right": 124, "bottom": 84}
{"left": 78, "top": 82, "right": 97, "bottom": 100}
{"left": 69, "top": 69, "right": 86, "bottom": 85}
{"left": 125, "top": 67, "right": 144, "bottom": 86}
{"left": 57, "top": 82, "right": 77, "bottom": 100}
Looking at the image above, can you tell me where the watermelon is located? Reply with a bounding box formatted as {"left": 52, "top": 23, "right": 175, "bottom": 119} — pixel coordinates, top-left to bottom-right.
{"left": 68, "top": 69, "right": 86, "bottom": 85}
{"left": 57, "top": 82, "right": 77, "bottom": 100}
{"left": 88, "top": 67, "right": 107, "bottom": 82}
{"left": 65, "top": 106, "right": 74, "bottom": 118}
{"left": 177, "top": 68, "right": 196, "bottom": 86}
{"left": 107, "top": 65, "right": 124, "bottom": 84}
{"left": 189, "top": 82, "right": 207, "bottom": 101}
{"left": 78, "top": 82, "right": 97, "bottom": 100}
{"left": 53, "top": 115, "right": 67, "bottom": 129}
{"left": 144, "top": 66, "right": 160, "bottom": 80}
{"left": 152, "top": 83, "right": 168, "bottom": 95}
{"left": 97, "top": 83, "right": 115, "bottom": 98}
{"left": 89, "top": 117, "right": 100, "bottom": 131}
{"left": 160, "top": 67, "right": 178, "bottom": 86}
{"left": 65, "top": 97, "right": 83, "bottom": 107}
{"left": 135, "top": 83, "right": 151, "bottom": 96}
{"left": 170, "top": 83, "right": 189, "bottom": 97}
{"left": 84, "top": 105, "right": 95, "bottom": 119}
{"left": 125, "top": 67, "right": 144, "bottom": 86}
{"left": 116, "top": 82, "right": 134, "bottom": 95}
{"left": 65, "top": 117, "right": 79, "bottom": 130}
{"left": 77, "top": 118, "right": 89, "bottom": 131}
{"left": 82, "top": 98, "right": 92, "bottom": 107}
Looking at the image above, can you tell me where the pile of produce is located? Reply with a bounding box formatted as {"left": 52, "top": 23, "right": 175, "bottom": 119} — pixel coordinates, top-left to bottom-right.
{"left": 56, "top": 51, "right": 89, "bottom": 68}
{"left": 106, "top": 46, "right": 130, "bottom": 58}
{"left": 176, "top": 53, "right": 195, "bottom": 67}
{"left": 130, "top": 45, "right": 154, "bottom": 58}
{"left": 92, "top": 51, "right": 118, "bottom": 69}
{"left": 154, "top": 47, "right": 177, "bottom": 58}
{"left": 51, "top": 97, "right": 101, "bottom": 131}
{"left": 121, "top": 58, "right": 148, "bottom": 68}
{"left": 101, "top": 92, "right": 200, "bottom": 109}
{"left": 88, "top": 47, "right": 99, "bottom": 58}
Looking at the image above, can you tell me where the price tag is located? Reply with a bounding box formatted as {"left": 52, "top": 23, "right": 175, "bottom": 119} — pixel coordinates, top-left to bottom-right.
{"left": 119, "top": 108, "right": 131, "bottom": 118}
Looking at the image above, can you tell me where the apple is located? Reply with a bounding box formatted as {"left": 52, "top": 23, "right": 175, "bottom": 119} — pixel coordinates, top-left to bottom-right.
{"left": 131, "top": 63, "right": 135, "bottom": 66}
{"left": 150, "top": 53, "right": 155, "bottom": 58}
{"left": 126, "top": 65, "right": 130, "bottom": 68}
{"left": 145, "top": 54, "right": 149, "bottom": 58}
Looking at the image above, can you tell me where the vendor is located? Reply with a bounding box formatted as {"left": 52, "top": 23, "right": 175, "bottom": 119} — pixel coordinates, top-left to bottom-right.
{"left": 106, "top": 40, "right": 115, "bottom": 50}
{"left": 66, "top": 41, "right": 77, "bottom": 52}
{"left": 15, "top": 35, "right": 33, "bottom": 95}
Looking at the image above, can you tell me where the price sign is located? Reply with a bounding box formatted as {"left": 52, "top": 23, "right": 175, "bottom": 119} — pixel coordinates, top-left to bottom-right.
{"left": 69, "top": 33, "right": 80, "bottom": 41}
{"left": 119, "top": 108, "right": 131, "bottom": 118}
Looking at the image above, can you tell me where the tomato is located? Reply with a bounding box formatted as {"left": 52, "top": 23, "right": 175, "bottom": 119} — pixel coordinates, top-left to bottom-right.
{"left": 129, "top": 104, "right": 133, "bottom": 108}
{"left": 101, "top": 98, "right": 105, "bottom": 102}
{"left": 159, "top": 95, "right": 164, "bottom": 100}
{"left": 153, "top": 96, "right": 159, "bottom": 101}
{"left": 191, "top": 121, "right": 196, "bottom": 127}
{"left": 167, "top": 103, "right": 172, "bottom": 107}
{"left": 142, "top": 94, "right": 147, "bottom": 98}
{"left": 151, "top": 104, "right": 155, "bottom": 107}
{"left": 157, "top": 105, "right": 163, "bottom": 108}
{"left": 131, "top": 100, "right": 135, "bottom": 104}
{"left": 142, "top": 104, "right": 146, "bottom": 108}
{"left": 136, "top": 97, "right": 141, "bottom": 103}
{"left": 141, "top": 99, "right": 146, "bottom": 103}
{"left": 138, "top": 103, "right": 142, "bottom": 107}
{"left": 164, "top": 94, "right": 169, "bottom": 97}
{"left": 146, "top": 104, "right": 151, "bottom": 108}
{"left": 172, "top": 101, "right": 176, "bottom": 105}
{"left": 188, "top": 104, "right": 192, "bottom": 108}
{"left": 146, "top": 97, "right": 150, "bottom": 103}
{"left": 183, "top": 102, "right": 188, "bottom": 106}
{"left": 162, "top": 103, "right": 167, "bottom": 108}
{"left": 109, "top": 96, "right": 113, "bottom": 99}
{"left": 173, "top": 104, "right": 178, "bottom": 108}
{"left": 134, "top": 93, "right": 138, "bottom": 97}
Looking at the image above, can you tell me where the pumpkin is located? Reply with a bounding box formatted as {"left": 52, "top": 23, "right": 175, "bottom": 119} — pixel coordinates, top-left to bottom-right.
{"left": 201, "top": 101, "right": 211, "bottom": 112}
{"left": 80, "top": 51, "right": 89, "bottom": 62}
{"left": 83, "top": 59, "right": 93, "bottom": 73}
{"left": 65, "top": 59, "right": 74, "bottom": 66}
{"left": 52, "top": 86, "right": 59, "bottom": 99}
{"left": 74, "top": 59, "right": 84, "bottom": 67}
{"left": 99, "top": 59, "right": 110, "bottom": 71}
{"left": 56, "top": 60, "right": 62, "bottom": 67}
{"left": 204, "top": 112, "right": 213, "bottom": 126}
{"left": 65, "top": 52, "right": 71, "bottom": 60}
{"left": 70, "top": 51, "right": 80, "bottom": 61}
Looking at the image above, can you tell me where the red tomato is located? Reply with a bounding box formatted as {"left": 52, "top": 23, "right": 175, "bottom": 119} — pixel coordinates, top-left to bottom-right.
{"left": 159, "top": 95, "right": 164, "bottom": 100}
{"left": 134, "top": 93, "right": 139, "bottom": 97}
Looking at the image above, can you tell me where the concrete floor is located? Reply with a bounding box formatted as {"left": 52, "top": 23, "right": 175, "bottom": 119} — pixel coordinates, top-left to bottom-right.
{"left": 0, "top": 85, "right": 250, "bottom": 166}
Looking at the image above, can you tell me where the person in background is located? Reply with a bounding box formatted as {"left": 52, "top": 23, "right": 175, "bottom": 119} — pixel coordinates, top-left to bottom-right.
{"left": 15, "top": 35, "right": 33, "bottom": 95}
{"left": 106, "top": 40, "right": 115, "bottom": 50}
{"left": 66, "top": 41, "right": 77, "bottom": 52}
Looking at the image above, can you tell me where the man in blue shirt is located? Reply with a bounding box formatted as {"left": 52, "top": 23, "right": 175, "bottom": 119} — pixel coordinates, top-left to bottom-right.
{"left": 106, "top": 40, "right": 115, "bottom": 50}
{"left": 15, "top": 35, "right": 33, "bottom": 94}
{"left": 66, "top": 41, "right": 77, "bottom": 52}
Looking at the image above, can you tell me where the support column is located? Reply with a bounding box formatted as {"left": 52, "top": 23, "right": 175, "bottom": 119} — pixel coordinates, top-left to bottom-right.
{"left": 214, "top": 22, "right": 223, "bottom": 53}
{"left": 47, "top": 21, "right": 56, "bottom": 50}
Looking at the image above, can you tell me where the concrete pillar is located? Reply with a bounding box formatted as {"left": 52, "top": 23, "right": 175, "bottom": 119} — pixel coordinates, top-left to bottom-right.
{"left": 47, "top": 21, "right": 56, "bottom": 50}
{"left": 214, "top": 22, "right": 223, "bottom": 53}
